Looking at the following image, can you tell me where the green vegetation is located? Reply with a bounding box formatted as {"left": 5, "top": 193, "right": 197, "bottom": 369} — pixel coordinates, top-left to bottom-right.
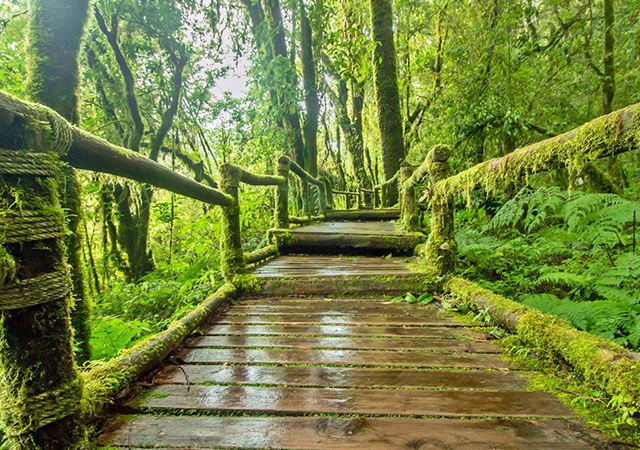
{"left": 1, "top": 0, "right": 640, "bottom": 447}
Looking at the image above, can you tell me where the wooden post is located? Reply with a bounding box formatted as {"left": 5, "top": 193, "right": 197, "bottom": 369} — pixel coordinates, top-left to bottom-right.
{"left": 357, "top": 190, "right": 363, "bottom": 209}
{"left": 400, "top": 160, "right": 419, "bottom": 232}
{"left": 275, "top": 156, "right": 290, "bottom": 228}
{"left": 220, "top": 163, "right": 244, "bottom": 280}
{"left": 317, "top": 183, "right": 327, "bottom": 215}
{"left": 345, "top": 193, "right": 352, "bottom": 210}
{"left": 373, "top": 186, "right": 381, "bottom": 209}
{"left": 324, "top": 177, "right": 334, "bottom": 211}
{"left": 302, "top": 179, "right": 313, "bottom": 217}
{"left": 424, "top": 145, "right": 456, "bottom": 276}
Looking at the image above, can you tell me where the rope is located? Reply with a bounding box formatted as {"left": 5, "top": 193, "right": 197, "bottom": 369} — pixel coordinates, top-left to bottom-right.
{"left": 0, "top": 268, "right": 71, "bottom": 311}
{"left": 0, "top": 210, "right": 65, "bottom": 243}
{"left": 0, "top": 150, "right": 58, "bottom": 177}
{"left": 2, "top": 377, "right": 83, "bottom": 437}
{"left": 44, "top": 109, "right": 73, "bottom": 155}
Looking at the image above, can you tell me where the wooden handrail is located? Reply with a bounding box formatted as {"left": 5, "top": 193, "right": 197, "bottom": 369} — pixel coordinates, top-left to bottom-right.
{"left": 0, "top": 90, "right": 234, "bottom": 207}
{"left": 422, "top": 103, "right": 640, "bottom": 277}
{"left": 332, "top": 189, "right": 359, "bottom": 196}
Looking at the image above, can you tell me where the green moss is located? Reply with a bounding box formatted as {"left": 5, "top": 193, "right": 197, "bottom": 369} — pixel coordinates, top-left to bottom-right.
{"left": 444, "top": 277, "right": 640, "bottom": 436}
{"left": 433, "top": 105, "right": 640, "bottom": 207}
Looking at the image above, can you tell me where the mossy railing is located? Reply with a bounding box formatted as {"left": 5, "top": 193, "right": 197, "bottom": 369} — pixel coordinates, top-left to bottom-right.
{"left": 421, "top": 102, "right": 640, "bottom": 276}
{"left": 0, "top": 90, "right": 328, "bottom": 449}
{"left": 411, "top": 104, "right": 640, "bottom": 432}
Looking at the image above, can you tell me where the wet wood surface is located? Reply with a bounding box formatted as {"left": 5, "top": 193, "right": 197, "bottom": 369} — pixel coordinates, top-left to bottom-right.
{"left": 204, "top": 323, "right": 490, "bottom": 338}
{"left": 187, "top": 335, "right": 501, "bottom": 352}
{"left": 212, "top": 313, "right": 462, "bottom": 326}
{"left": 131, "top": 385, "right": 575, "bottom": 418}
{"left": 178, "top": 347, "right": 514, "bottom": 369}
{"left": 98, "top": 415, "right": 595, "bottom": 449}
{"left": 155, "top": 365, "right": 529, "bottom": 390}
{"left": 253, "top": 255, "right": 415, "bottom": 278}
{"left": 291, "top": 221, "right": 402, "bottom": 235}
{"left": 98, "top": 288, "right": 598, "bottom": 449}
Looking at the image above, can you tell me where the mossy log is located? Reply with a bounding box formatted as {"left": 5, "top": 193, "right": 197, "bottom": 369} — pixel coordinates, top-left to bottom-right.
{"left": 234, "top": 164, "right": 284, "bottom": 186}
{"left": 289, "top": 215, "right": 326, "bottom": 225}
{"left": 83, "top": 282, "right": 236, "bottom": 421}
{"left": 243, "top": 245, "right": 279, "bottom": 266}
{"left": 432, "top": 104, "right": 640, "bottom": 204}
{"left": 269, "top": 229, "right": 425, "bottom": 256}
{"left": 325, "top": 209, "right": 400, "bottom": 221}
{"left": 0, "top": 90, "right": 233, "bottom": 207}
{"left": 444, "top": 277, "right": 640, "bottom": 425}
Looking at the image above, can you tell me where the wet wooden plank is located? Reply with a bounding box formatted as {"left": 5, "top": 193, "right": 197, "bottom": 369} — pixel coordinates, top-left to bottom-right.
{"left": 187, "top": 335, "right": 501, "bottom": 353}
{"left": 236, "top": 296, "right": 409, "bottom": 305}
{"left": 259, "top": 275, "right": 424, "bottom": 295}
{"left": 98, "top": 415, "right": 594, "bottom": 450}
{"left": 253, "top": 255, "right": 415, "bottom": 278}
{"left": 156, "top": 365, "right": 529, "bottom": 390}
{"left": 203, "top": 324, "right": 489, "bottom": 339}
{"left": 212, "top": 313, "right": 461, "bottom": 326}
{"left": 131, "top": 385, "right": 575, "bottom": 418}
{"left": 177, "top": 348, "right": 513, "bottom": 369}
{"left": 227, "top": 304, "right": 443, "bottom": 316}
{"left": 292, "top": 221, "right": 403, "bottom": 235}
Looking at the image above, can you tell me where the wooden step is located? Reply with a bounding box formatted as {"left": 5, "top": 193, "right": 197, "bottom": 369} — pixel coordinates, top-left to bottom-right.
{"left": 98, "top": 415, "right": 596, "bottom": 449}
{"left": 212, "top": 313, "right": 461, "bottom": 326}
{"left": 270, "top": 221, "right": 424, "bottom": 256}
{"left": 325, "top": 208, "right": 401, "bottom": 221}
{"left": 177, "top": 347, "right": 513, "bottom": 369}
{"left": 186, "top": 335, "right": 501, "bottom": 353}
{"left": 156, "top": 365, "right": 529, "bottom": 390}
{"left": 204, "top": 323, "right": 489, "bottom": 339}
{"left": 131, "top": 385, "right": 576, "bottom": 418}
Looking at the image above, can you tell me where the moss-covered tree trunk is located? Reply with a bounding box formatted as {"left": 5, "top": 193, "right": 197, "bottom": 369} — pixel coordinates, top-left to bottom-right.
{"left": 25, "top": 0, "right": 91, "bottom": 363}
{"left": 369, "top": 0, "right": 405, "bottom": 206}
{"left": 0, "top": 93, "right": 86, "bottom": 449}
{"left": 300, "top": 1, "right": 319, "bottom": 177}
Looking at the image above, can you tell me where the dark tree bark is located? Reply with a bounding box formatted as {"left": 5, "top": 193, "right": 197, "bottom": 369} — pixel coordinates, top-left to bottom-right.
{"left": 94, "top": 6, "right": 188, "bottom": 280}
{"left": 25, "top": 0, "right": 92, "bottom": 364}
{"left": 369, "top": 0, "right": 405, "bottom": 205}
{"left": 603, "top": 0, "right": 615, "bottom": 115}
{"left": 300, "top": 1, "right": 319, "bottom": 176}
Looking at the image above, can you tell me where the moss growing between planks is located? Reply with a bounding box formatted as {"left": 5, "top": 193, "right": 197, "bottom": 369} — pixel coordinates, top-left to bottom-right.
{"left": 444, "top": 277, "right": 640, "bottom": 435}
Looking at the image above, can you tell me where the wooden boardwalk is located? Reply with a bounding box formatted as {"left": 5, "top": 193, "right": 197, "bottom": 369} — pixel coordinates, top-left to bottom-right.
{"left": 97, "top": 270, "right": 599, "bottom": 448}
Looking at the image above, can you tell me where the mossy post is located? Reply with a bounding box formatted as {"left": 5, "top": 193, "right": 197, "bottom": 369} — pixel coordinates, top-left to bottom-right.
{"left": 424, "top": 145, "right": 456, "bottom": 276}
{"left": 275, "top": 156, "right": 290, "bottom": 228}
{"left": 0, "top": 99, "right": 85, "bottom": 449}
{"left": 373, "top": 186, "right": 381, "bottom": 208}
{"left": 317, "top": 183, "right": 327, "bottom": 216}
{"left": 324, "top": 177, "right": 334, "bottom": 211}
{"left": 220, "top": 163, "right": 244, "bottom": 281}
{"left": 400, "top": 160, "right": 419, "bottom": 232}
{"left": 25, "top": 0, "right": 91, "bottom": 363}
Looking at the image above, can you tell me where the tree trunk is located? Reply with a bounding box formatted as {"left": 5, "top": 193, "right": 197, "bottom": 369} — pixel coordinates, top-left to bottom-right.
{"left": 300, "top": 1, "right": 319, "bottom": 176}
{"left": 25, "top": 0, "right": 91, "bottom": 363}
{"left": 369, "top": 0, "right": 406, "bottom": 205}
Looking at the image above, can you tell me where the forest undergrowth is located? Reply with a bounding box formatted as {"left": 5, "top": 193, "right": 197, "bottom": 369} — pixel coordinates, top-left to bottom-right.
{"left": 455, "top": 157, "right": 640, "bottom": 350}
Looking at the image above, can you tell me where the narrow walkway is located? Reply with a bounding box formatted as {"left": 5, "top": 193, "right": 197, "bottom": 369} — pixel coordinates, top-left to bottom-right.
{"left": 96, "top": 220, "right": 599, "bottom": 449}
{"left": 98, "top": 296, "right": 596, "bottom": 449}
